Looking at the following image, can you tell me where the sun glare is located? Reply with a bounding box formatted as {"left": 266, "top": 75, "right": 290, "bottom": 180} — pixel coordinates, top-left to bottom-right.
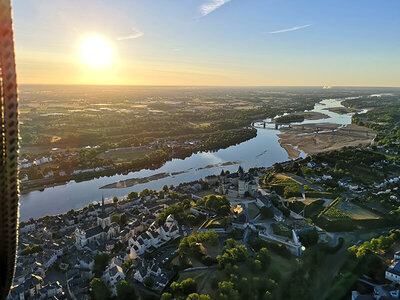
{"left": 80, "top": 36, "right": 113, "bottom": 68}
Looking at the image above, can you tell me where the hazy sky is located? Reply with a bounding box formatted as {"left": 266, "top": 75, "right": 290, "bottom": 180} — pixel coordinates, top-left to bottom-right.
{"left": 13, "top": 0, "right": 400, "bottom": 86}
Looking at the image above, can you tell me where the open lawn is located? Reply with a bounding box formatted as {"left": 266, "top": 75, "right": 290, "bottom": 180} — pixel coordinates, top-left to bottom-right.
{"left": 268, "top": 252, "right": 296, "bottom": 278}
{"left": 248, "top": 202, "right": 260, "bottom": 219}
{"left": 194, "top": 189, "right": 215, "bottom": 198}
{"left": 322, "top": 198, "right": 380, "bottom": 221}
{"left": 203, "top": 243, "right": 223, "bottom": 258}
{"left": 338, "top": 201, "right": 381, "bottom": 220}
{"left": 302, "top": 198, "right": 323, "bottom": 205}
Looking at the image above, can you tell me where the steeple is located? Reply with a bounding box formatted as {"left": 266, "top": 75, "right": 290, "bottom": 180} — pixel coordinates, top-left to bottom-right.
{"left": 101, "top": 193, "right": 105, "bottom": 211}
{"left": 237, "top": 165, "right": 244, "bottom": 175}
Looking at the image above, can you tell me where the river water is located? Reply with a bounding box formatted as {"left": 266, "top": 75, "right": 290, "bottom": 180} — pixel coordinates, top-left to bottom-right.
{"left": 18, "top": 97, "right": 357, "bottom": 221}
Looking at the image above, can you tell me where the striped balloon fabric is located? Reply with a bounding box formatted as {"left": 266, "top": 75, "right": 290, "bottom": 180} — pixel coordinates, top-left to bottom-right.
{"left": 0, "top": 0, "right": 19, "bottom": 299}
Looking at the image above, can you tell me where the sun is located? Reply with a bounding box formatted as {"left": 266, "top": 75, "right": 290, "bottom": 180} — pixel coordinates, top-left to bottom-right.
{"left": 80, "top": 36, "right": 113, "bottom": 68}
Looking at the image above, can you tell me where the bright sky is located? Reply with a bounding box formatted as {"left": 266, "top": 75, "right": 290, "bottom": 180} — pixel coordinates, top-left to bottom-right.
{"left": 12, "top": 0, "right": 400, "bottom": 86}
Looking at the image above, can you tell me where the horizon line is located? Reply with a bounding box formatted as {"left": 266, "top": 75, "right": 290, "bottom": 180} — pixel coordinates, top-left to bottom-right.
{"left": 17, "top": 83, "right": 400, "bottom": 88}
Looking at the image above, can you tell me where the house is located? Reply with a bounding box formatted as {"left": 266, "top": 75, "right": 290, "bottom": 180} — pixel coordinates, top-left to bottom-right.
{"left": 75, "top": 226, "right": 105, "bottom": 250}
{"left": 20, "top": 222, "right": 36, "bottom": 234}
{"left": 351, "top": 291, "right": 374, "bottom": 300}
{"left": 307, "top": 162, "right": 316, "bottom": 168}
{"left": 102, "top": 265, "right": 125, "bottom": 295}
{"left": 385, "top": 261, "right": 400, "bottom": 284}
{"left": 25, "top": 274, "right": 43, "bottom": 298}
{"left": 128, "top": 214, "right": 181, "bottom": 259}
{"left": 78, "top": 253, "right": 94, "bottom": 270}
{"left": 238, "top": 174, "right": 258, "bottom": 198}
{"left": 8, "top": 285, "right": 25, "bottom": 300}
{"left": 67, "top": 275, "right": 88, "bottom": 300}
{"left": 133, "top": 258, "right": 161, "bottom": 283}
{"left": 75, "top": 209, "right": 118, "bottom": 250}
{"left": 374, "top": 285, "right": 399, "bottom": 298}
{"left": 31, "top": 262, "right": 45, "bottom": 278}
{"left": 38, "top": 281, "right": 64, "bottom": 299}
{"left": 204, "top": 175, "right": 218, "bottom": 185}
{"left": 322, "top": 175, "right": 333, "bottom": 181}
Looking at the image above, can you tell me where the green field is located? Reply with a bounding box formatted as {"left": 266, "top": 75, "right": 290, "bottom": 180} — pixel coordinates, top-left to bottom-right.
{"left": 248, "top": 202, "right": 260, "bottom": 219}
{"left": 323, "top": 198, "right": 380, "bottom": 221}
{"left": 337, "top": 200, "right": 380, "bottom": 220}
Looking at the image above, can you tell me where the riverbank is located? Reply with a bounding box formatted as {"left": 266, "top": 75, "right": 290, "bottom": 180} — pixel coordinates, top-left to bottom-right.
{"left": 280, "top": 144, "right": 302, "bottom": 159}
{"left": 277, "top": 123, "right": 376, "bottom": 155}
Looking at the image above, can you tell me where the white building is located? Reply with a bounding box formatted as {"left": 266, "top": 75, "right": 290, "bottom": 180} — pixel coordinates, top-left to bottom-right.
{"left": 386, "top": 261, "right": 400, "bottom": 284}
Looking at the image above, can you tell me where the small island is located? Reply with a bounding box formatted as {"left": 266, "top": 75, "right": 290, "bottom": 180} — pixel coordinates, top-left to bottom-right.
{"left": 100, "top": 173, "right": 169, "bottom": 189}
{"left": 275, "top": 112, "right": 329, "bottom": 124}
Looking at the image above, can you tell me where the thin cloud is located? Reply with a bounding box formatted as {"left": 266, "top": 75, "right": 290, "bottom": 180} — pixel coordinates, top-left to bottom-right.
{"left": 200, "top": 0, "right": 231, "bottom": 17}
{"left": 117, "top": 28, "right": 144, "bottom": 41}
{"left": 268, "top": 24, "right": 312, "bottom": 34}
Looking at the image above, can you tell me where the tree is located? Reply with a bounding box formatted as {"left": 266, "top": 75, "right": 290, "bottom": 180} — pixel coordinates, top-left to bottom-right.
{"left": 187, "top": 294, "right": 211, "bottom": 300}
{"left": 178, "top": 235, "right": 201, "bottom": 258}
{"left": 144, "top": 276, "right": 154, "bottom": 287}
{"left": 163, "top": 185, "right": 169, "bottom": 192}
{"left": 203, "top": 195, "right": 231, "bottom": 216}
{"left": 256, "top": 248, "right": 271, "bottom": 267}
{"left": 122, "top": 258, "right": 133, "bottom": 269}
{"left": 120, "top": 213, "right": 128, "bottom": 225}
{"left": 197, "top": 231, "right": 218, "bottom": 245}
{"left": 116, "top": 280, "right": 136, "bottom": 300}
{"left": 113, "top": 196, "right": 119, "bottom": 204}
{"left": 298, "top": 229, "right": 319, "bottom": 247}
{"left": 160, "top": 293, "right": 173, "bottom": 300}
{"left": 111, "top": 214, "right": 121, "bottom": 224}
{"left": 260, "top": 207, "right": 274, "bottom": 219}
{"left": 93, "top": 254, "right": 109, "bottom": 277}
{"left": 127, "top": 191, "right": 138, "bottom": 200}
{"left": 90, "top": 278, "right": 111, "bottom": 300}
{"left": 217, "top": 281, "right": 240, "bottom": 300}
{"left": 250, "top": 259, "right": 262, "bottom": 272}
{"left": 180, "top": 278, "right": 197, "bottom": 295}
{"left": 21, "top": 244, "right": 43, "bottom": 256}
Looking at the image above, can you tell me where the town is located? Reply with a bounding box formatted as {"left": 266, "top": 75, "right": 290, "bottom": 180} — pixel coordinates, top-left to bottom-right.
{"left": 10, "top": 136, "right": 400, "bottom": 299}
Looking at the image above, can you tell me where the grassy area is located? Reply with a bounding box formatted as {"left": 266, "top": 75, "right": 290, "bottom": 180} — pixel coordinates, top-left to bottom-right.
{"left": 266, "top": 173, "right": 303, "bottom": 198}
{"left": 271, "top": 223, "right": 292, "bottom": 238}
{"left": 203, "top": 243, "right": 222, "bottom": 258}
{"left": 324, "top": 207, "right": 350, "bottom": 219}
{"left": 203, "top": 218, "right": 229, "bottom": 229}
{"left": 302, "top": 198, "right": 322, "bottom": 205}
{"left": 322, "top": 199, "right": 380, "bottom": 221}
{"left": 337, "top": 201, "right": 381, "bottom": 220}
{"left": 178, "top": 269, "right": 209, "bottom": 283}
{"left": 248, "top": 202, "right": 260, "bottom": 219}
{"left": 268, "top": 252, "right": 296, "bottom": 278}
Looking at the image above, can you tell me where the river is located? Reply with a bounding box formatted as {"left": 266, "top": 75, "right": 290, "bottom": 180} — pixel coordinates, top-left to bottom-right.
{"left": 18, "top": 97, "right": 359, "bottom": 221}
